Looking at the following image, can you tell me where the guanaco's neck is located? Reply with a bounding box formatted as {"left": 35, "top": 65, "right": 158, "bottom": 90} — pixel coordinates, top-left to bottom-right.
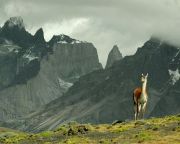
{"left": 142, "top": 80, "right": 147, "bottom": 95}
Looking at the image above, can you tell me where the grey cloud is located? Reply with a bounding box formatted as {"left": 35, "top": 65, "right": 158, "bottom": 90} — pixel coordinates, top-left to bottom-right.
{"left": 0, "top": 0, "right": 180, "bottom": 66}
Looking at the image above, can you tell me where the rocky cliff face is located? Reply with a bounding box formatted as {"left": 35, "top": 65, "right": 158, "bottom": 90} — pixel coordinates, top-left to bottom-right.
{"left": 48, "top": 34, "right": 102, "bottom": 82}
{"left": 105, "top": 45, "right": 122, "bottom": 68}
{"left": 52, "top": 43, "right": 102, "bottom": 82}
{"left": 0, "top": 17, "right": 102, "bottom": 121}
{"left": 11, "top": 37, "right": 180, "bottom": 132}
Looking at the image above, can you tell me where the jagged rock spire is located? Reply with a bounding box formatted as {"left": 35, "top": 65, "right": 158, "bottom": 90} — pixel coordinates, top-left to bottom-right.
{"left": 105, "top": 45, "right": 122, "bottom": 68}
{"left": 34, "top": 28, "right": 46, "bottom": 44}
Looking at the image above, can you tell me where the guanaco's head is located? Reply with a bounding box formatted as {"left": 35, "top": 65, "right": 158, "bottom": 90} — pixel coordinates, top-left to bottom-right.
{"left": 141, "top": 73, "right": 148, "bottom": 83}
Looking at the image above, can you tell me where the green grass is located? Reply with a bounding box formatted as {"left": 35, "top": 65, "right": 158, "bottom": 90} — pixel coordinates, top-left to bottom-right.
{"left": 134, "top": 131, "right": 153, "bottom": 142}
{"left": 0, "top": 114, "right": 180, "bottom": 144}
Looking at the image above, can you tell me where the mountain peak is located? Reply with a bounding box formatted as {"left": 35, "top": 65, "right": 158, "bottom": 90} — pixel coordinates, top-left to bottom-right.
{"left": 35, "top": 28, "right": 43, "bottom": 34}
{"left": 105, "top": 45, "right": 123, "bottom": 68}
{"left": 48, "top": 34, "right": 86, "bottom": 46}
{"left": 5, "top": 16, "right": 25, "bottom": 29}
{"left": 34, "top": 28, "right": 45, "bottom": 44}
{"left": 111, "top": 45, "right": 120, "bottom": 52}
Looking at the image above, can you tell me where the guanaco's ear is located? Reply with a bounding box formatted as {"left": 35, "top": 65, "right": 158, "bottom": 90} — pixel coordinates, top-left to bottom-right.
{"left": 146, "top": 73, "right": 149, "bottom": 77}
{"left": 142, "top": 73, "right": 144, "bottom": 76}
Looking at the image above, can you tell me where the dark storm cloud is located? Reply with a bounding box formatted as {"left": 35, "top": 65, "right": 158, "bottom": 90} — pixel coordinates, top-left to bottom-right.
{"left": 0, "top": 0, "right": 180, "bottom": 66}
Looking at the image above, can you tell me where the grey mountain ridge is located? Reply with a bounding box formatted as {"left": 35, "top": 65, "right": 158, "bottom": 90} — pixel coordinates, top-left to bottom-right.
{"left": 0, "top": 17, "right": 179, "bottom": 133}
{"left": 2, "top": 37, "right": 180, "bottom": 132}
{"left": 0, "top": 17, "right": 102, "bottom": 121}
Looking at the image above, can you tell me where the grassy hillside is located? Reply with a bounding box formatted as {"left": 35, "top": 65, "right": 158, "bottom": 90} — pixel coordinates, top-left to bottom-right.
{"left": 0, "top": 114, "right": 179, "bottom": 144}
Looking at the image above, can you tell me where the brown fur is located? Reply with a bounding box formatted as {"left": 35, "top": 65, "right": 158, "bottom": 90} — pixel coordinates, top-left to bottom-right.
{"left": 133, "top": 87, "right": 142, "bottom": 104}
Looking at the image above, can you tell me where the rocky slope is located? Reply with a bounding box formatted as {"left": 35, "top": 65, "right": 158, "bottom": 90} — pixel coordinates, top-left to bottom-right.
{"left": 105, "top": 45, "right": 122, "bottom": 68}
{"left": 0, "top": 17, "right": 102, "bottom": 121}
{"left": 0, "top": 115, "right": 180, "bottom": 144}
{"left": 9, "top": 37, "right": 180, "bottom": 132}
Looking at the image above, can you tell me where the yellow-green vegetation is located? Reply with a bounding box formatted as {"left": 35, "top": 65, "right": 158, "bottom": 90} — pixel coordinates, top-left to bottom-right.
{"left": 0, "top": 114, "right": 180, "bottom": 144}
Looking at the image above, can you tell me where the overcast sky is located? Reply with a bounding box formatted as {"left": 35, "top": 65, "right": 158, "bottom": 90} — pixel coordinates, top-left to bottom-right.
{"left": 0, "top": 0, "right": 180, "bottom": 66}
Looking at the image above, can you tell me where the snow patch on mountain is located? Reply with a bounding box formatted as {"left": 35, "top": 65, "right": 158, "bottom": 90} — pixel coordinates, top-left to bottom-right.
{"left": 168, "top": 69, "right": 180, "bottom": 85}
{"left": 57, "top": 39, "right": 84, "bottom": 44}
{"left": 172, "top": 48, "right": 180, "bottom": 62}
{"left": 23, "top": 54, "right": 39, "bottom": 62}
{"left": 58, "top": 77, "right": 73, "bottom": 89}
{"left": 7, "top": 46, "right": 19, "bottom": 53}
{"left": 57, "top": 34, "right": 86, "bottom": 44}
{"left": 71, "top": 40, "right": 82, "bottom": 44}
{"left": 57, "top": 41, "right": 67, "bottom": 44}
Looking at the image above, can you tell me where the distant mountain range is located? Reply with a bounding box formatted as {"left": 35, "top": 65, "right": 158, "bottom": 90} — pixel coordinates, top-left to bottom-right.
{"left": 0, "top": 17, "right": 179, "bottom": 133}
{"left": 0, "top": 16, "right": 102, "bottom": 121}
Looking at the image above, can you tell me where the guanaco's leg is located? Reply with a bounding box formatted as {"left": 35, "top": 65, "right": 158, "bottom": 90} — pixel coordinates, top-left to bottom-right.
{"left": 141, "top": 102, "right": 147, "bottom": 119}
{"left": 134, "top": 104, "right": 137, "bottom": 120}
{"left": 134, "top": 102, "right": 141, "bottom": 120}
{"left": 138, "top": 104, "right": 142, "bottom": 119}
